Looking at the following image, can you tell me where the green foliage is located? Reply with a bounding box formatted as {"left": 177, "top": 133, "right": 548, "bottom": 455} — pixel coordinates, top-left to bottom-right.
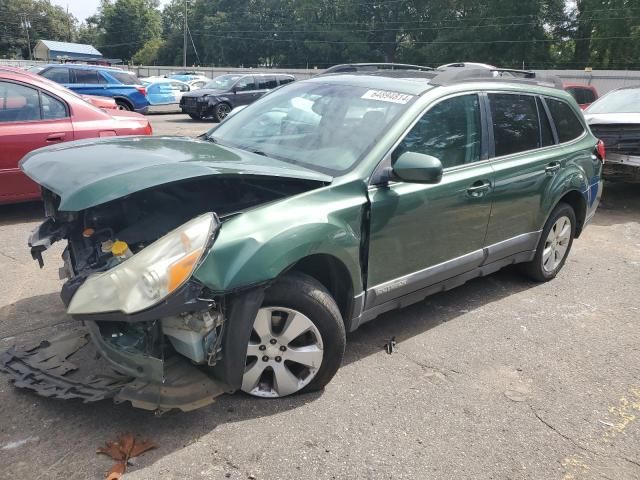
{"left": 132, "top": 38, "right": 165, "bottom": 64}
{"left": 0, "top": 0, "right": 639, "bottom": 69}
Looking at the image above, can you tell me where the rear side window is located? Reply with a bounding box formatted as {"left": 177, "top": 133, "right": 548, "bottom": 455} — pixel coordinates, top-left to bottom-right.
{"left": 396, "top": 94, "right": 482, "bottom": 168}
{"left": 72, "top": 69, "right": 105, "bottom": 84}
{"left": 566, "top": 87, "right": 597, "bottom": 105}
{"left": 545, "top": 98, "right": 585, "bottom": 143}
{"left": 41, "top": 93, "right": 68, "bottom": 119}
{"left": 278, "top": 76, "right": 295, "bottom": 86}
{"left": 41, "top": 67, "right": 70, "bottom": 84}
{"left": 257, "top": 76, "right": 278, "bottom": 89}
{"left": 489, "top": 94, "right": 541, "bottom": 156}
{"left": 107, "top": 71, "right": 140, "bottom": 85}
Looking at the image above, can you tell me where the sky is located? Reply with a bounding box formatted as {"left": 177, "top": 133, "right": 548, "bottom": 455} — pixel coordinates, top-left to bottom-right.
{"left": 50, "top": 0, "right": 171, "bottom": 22}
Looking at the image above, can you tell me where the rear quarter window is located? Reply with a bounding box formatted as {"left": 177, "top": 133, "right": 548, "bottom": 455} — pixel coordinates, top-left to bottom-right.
{"left": 545, "top": 98, "right": 585, "bottom": 143}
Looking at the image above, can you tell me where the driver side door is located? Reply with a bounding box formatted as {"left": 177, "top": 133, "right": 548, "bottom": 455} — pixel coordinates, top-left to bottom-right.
{"left": 365, "top": 93, "right": 494, "bottom": 308}
{"left": 233, "top": 76, "right": 259, "bottom": 106}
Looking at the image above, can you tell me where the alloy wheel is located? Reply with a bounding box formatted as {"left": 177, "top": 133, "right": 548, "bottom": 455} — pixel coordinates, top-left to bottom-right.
{"left": 217, "top": 104, "right": 231, "bottom": 119}
{"left": 242, "top": 307, "right": 324, "bottom": 398}
{"left": 542, "top": 215, "right": 572, "bottom": 273}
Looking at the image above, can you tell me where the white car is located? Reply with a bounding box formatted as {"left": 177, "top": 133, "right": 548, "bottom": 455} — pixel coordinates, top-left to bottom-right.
{"left": 140, "top": 78, "right": 191, "bottom": 112}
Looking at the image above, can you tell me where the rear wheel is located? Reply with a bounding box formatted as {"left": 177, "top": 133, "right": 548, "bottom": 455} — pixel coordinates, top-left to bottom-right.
{"left": 241, "top": 273, "right": 346, "bottom": 398}
{"left": 213, "top": 102, "right": 231, "bottom": 122}
{"left": 522, "top": 202, "right": 576, "bottom": 282}
{"left": 115, "top": 99, "right": 133, "bottom": 111}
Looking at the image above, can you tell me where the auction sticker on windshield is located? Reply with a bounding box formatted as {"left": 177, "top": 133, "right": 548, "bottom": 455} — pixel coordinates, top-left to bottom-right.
{"left": 361, "top": 90, "right": 414, "bottom": 104}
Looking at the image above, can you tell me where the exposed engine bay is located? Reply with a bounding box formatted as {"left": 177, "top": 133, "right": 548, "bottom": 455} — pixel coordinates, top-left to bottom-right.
{"left": 1, "top": 175, "right": 322, "bottom": 413}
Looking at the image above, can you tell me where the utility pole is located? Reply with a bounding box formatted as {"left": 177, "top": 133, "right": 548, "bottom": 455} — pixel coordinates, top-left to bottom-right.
{"left": 183, "top": 0, "right": 187, "bottom": 67}
{"left": 20, "top": 14, "right": 32, "bottom": 60}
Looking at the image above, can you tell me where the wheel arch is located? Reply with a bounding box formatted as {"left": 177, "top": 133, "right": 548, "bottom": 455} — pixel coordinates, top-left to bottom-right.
{"left": 113, "top": 96, "right": 134, "bottom": 110}
{"left": 285, "top": 253, "right": 355, "bottom": 324}
{"left": 557, "top": 190, "right": 587, "bottom": 237}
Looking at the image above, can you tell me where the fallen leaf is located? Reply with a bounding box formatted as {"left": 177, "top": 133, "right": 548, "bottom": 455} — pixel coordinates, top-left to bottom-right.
{"left": 130, "top": 440, "right": 158, "bottom": 458}
{"left": 106, "top": 461, "right": 126, "bottom": 480}
{"left": 97, "top": 433, "right": 158, "bottom": 479}
{"left": 97, "top": 442, "right": 126, "bottom": 461}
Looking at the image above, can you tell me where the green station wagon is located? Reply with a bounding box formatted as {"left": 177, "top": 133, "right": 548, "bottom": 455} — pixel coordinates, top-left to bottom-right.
{"left": 2, "top": 67, "right": 604, "bottom": 412}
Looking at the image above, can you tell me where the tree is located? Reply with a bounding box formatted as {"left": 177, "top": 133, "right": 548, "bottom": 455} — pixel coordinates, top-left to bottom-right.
{"left": 132, "top": 38, "right": 165, "bottom": 64}
{"left": 99, "top": 0, "right": 162, "bottom": 61}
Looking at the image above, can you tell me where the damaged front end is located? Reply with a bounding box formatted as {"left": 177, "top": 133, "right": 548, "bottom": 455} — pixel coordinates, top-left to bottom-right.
{"left": 1, "top": 172, "right": 321, "bottom": 412}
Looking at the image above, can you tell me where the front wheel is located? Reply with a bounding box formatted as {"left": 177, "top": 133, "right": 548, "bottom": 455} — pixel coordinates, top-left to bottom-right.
{"left": 241, "top": 272, "right": 346, "bottom": 398}
{"left": 213, "top": 102, "right": 232, "bottom": 122}
{"left": 522, "top": 202, "right": 576, "bottom": 282}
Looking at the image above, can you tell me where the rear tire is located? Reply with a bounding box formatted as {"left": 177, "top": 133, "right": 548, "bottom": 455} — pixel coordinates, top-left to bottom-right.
{"left": 115, "top": 99, "right": 133, "bottom": 111}
{"left": 241, "top": 272, "right": 346, "bottom": 398}
{"left": 521, "top": 202, "right": 576, "bottom": 282}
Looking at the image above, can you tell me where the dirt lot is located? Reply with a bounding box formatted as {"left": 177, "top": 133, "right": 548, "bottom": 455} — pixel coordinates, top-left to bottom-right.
{"left": 0, "top": 114, "right": 639, "bottom": 479}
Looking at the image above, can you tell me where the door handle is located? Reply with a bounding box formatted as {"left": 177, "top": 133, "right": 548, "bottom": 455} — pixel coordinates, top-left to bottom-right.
{"left": 46, "top": 133, "right": 66, "bottom": 142}
{"left": 545, "top": 162, "right": 561, "bottom": 174}
{"left": 467, "top": 180, "right": 491, "bottom": 197}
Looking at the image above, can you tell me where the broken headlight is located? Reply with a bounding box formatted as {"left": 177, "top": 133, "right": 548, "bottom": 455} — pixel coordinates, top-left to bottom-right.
{"left": 67, "top": 213, "right": 215, "bottom": 315}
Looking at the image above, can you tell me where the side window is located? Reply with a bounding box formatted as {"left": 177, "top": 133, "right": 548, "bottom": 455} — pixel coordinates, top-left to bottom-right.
{"left": 0, "top": 81, "right": 41, "bottom": 122}
{"left": 395, "top": 94, "right": 482, "bottom": 168}
{"left": 545, "top": 98, "right": 585, "bottom": 143}
{"left": 257, "top": 76, "right": 277, "bottom": 89}
{"left": 278, "top": 77, "right": 295, "bottom": 86}
{"left": 235, "top": 76, "right": 256, "bottom": 91}
{"left": 41, "top": 67, "right": 70, "bottom": 84}
{"left": 72, "top": 69, "right": 104, "bottom": 84}
{"left": 41, "top": 93, "right": 68, "bottom": 120}
{"left": 566, "top": 87, "right": 596, "bottom": 105}
{"left": 489, "top": 93, "right": 541, "bottom": 156}
{"left": 536, "top": 97, "right": 555, "bottom": 147}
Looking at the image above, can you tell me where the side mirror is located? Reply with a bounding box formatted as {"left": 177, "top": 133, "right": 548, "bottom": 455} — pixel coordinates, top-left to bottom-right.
{"left": 392, "top": 152, "right": 443, "bottom": 184}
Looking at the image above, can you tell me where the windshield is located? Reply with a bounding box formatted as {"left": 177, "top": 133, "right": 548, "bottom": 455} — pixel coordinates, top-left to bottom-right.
{"left": 203, "top": 75, "right": 243, "bottom": 90}
{"left": 208, "top": 82, "right": 416, "bottom": 175}
{"left": 586, "top": 88, "right": 640, "bottom": 114}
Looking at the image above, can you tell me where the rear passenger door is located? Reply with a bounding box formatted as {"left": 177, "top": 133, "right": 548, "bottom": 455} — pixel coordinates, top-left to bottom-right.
{"left": 69, "top": 68, "right": 107, "bottom": 96}
{"left": 483, "top": 92, "right": 567, "bottom": 259}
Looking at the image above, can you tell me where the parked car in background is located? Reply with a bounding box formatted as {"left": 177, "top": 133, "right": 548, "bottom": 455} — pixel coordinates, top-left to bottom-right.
{"left": 564, "top": 83, "right": 598, "bottom": 110}
{"left": 180, "top": 73, "right": 295, "bottom": 121}
{"left": 169, "top": 71, "right": 211, "bottom": 84}
{"left": 141, "top": 78, "right": 190, "bottom": 111}
{"left": 0, "top": 66, "right": 152, "bottom": 204}
{"left": 584, "top": 86, "right": 640, "bottom": 181}
{"left": 187, "top": 79, "right": 208, "bottom": 90}
{"left": 38, "top": 64, "right": 149, "bottom": 113}
{"left": 5, "top": 66, "right": 602, "bottom": 412}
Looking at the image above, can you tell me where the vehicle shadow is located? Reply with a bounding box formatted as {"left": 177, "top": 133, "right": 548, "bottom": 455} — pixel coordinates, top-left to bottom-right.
{"left": 0, "top": 201, "right": 43, "bottom": 227}
{"left": 0, "top": 268, "right": 536, "bottom": 477}
{"left": 592, "top": 180, "right": 640, "bottom": 227}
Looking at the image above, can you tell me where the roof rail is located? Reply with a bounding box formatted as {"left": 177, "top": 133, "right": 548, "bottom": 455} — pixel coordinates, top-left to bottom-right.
{"left": 430, "top": 68, "right": 563, "bottom": 89}
{"left": 323, "top": 63, "right": 434, "bottom": 74}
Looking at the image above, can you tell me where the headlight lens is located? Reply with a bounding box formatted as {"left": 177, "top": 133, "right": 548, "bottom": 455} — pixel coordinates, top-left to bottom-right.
{"left": 67, "top": 212, "right": 215, "bottom": 315}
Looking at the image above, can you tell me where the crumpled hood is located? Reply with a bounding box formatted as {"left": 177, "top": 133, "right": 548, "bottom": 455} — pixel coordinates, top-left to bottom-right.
{"left": 20, "top": 136, "right": 332, "bottom": 211}
{"left": 585, "top": 113, "right": 640, "bottom": 125}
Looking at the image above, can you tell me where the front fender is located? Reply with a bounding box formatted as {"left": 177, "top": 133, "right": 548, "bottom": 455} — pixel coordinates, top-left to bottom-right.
{"left": 193, "top": 181, "right": 367, "bottom": 295}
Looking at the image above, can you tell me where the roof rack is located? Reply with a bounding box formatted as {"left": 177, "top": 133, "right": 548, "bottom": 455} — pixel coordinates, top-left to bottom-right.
{"left": 322, "top": 63, "right": 434, "bottom": 74}
{"left": 430, "top": 68, "right": 563, "bottom": 89}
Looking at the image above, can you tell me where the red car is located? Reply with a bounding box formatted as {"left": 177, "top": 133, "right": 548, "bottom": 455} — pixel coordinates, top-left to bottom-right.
{"left": 564, "top": 83, "right": 599, "bottom": 110}
{"left": 0, "top": 66, "right": 152, "bottom": 204}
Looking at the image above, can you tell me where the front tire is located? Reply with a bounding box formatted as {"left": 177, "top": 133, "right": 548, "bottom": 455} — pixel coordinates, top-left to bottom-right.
{"left": 213, "top": 102, "right": 232, "bottom": 122}
{"left": 522, "top": 202, "right": 576, "bottom": 282}
{"left": 241, "top": 272, "right": 346, "bottom": 398}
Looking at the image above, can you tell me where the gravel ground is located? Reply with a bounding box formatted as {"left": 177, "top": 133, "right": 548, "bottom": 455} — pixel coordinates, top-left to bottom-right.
{"left": 0, "top": 114, "right": 638, "bottom": 479}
